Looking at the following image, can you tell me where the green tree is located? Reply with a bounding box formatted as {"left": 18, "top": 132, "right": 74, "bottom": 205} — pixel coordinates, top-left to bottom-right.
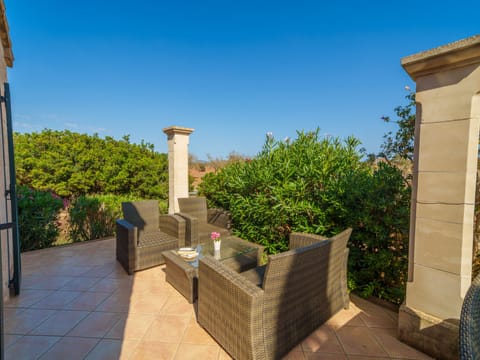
{"left": 380, "top": 91, "right": 416, "bottom": 162}
{"left": 14, "top": 129, "right": 168, "bottom": 199}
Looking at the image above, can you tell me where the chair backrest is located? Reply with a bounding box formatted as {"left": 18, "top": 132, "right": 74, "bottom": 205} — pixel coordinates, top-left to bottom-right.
{"left": 122, "top": 200, "right": 159, "bottom": 236}
{"left": 178, "top": 197, "right": 208, "bottom": 223}
{"left": 262, "top": 228, "right": 351, "bottom": 359}
{"left": 460, "top": 273, "right": 480, "bottom": 359}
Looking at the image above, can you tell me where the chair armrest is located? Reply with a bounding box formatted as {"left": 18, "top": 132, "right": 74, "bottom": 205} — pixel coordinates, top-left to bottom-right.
{"left": 116, "top": 219, "right": 138, "bottom": 275}
{"left": 207, "top": 208, "right": 231, "bottom": 229}
{"left": 175, "top": 212, "right": 199, "bottom": 247}
{"left": 116, "top": 219, "right": 138, "bottom": 247}
{"left": 159, "top": 214, "right": 186, "bottom": 247}
{"left": 289, "top": 232, "right": 328, "bottom": 249}
{"left": 198, "top": 256, "right": 266, "bottom": 360}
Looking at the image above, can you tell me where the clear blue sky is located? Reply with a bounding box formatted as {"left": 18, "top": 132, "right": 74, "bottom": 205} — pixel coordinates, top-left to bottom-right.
{"left": 5, "top": 0, "right": 479, "bottom": 160}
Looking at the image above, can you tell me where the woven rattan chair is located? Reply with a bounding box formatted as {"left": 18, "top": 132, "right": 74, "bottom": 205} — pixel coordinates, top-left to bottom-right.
{"left": 176, "top": 196, "right": 230, "bottom": 246}
{"left": 460, "top": 273, "right": 480, "bottom": 359}
{"left": 198, "top": 228, "right": 352, "bottom": 360}
{"left": 116, "top": 200, "right": 186, "bottom": 275}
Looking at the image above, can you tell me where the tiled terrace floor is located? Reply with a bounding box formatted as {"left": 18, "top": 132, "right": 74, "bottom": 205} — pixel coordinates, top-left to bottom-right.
{"left": 3, "top": 238, "right": 434, "bottom": 360}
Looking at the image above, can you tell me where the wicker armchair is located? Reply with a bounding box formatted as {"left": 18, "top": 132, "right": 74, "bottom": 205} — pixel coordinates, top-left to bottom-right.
{"left": 116, "top": 200, "right": 186, "bottom": 275}
{"left": 176, "top": 196, "right": 230, "bottom": 246}
{"left": 198, "top": 228, "right": 352, "bottom": 360}
{"left": 460, "top": 273, "right": 480, "bottom": 359}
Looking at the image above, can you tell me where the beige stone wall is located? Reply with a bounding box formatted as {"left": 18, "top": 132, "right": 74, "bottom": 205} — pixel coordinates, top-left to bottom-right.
{"left": 399, "top": 35, "right": 480, "bottom": 359}
{"left": 407, "top": 63, "right": 480, "bottom": 320}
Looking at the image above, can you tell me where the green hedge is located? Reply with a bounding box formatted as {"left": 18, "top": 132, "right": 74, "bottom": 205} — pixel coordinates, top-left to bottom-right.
{"left": 199, "top": 130, "right": 410, "bottom": 304}
{"left": 68, "top": 194, "right": 168, "bottom": 242}
{"left": 17, "top": 186, "right": 64, "bottom": 251}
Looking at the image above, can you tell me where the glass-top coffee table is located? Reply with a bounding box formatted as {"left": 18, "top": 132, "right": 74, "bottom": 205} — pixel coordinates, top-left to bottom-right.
{"left": 162, "top": 236, "right": 263, "bottom": 303}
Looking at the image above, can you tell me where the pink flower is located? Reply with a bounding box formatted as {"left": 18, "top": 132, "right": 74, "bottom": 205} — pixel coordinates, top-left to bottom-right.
{"left": 210, "top": 231, "right": 221, "bottom": 241}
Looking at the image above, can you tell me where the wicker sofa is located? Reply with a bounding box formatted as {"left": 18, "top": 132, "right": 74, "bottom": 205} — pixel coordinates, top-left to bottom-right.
{"left": 460, "top": 273, "right": 480, "bottom": 359}
{"left": 116, "top": 200, "right": 186, "bottom": 275}
{"left": 198, "top": 228, "right": 352, "bottom": 360}
{"left": 176, "top": 196, "right": 230, "bottom": 246}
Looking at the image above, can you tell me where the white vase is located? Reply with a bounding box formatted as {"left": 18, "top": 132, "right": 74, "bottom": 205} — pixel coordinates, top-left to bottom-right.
{"left": 214, "top": 240, "right": 221, "bottom": 252}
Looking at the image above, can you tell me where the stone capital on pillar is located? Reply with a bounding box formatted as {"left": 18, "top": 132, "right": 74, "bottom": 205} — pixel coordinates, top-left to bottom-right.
{"left": 398, "top": 34, "right": 480, "bottom": 360}
{"left": 163, "top": 126, "right": 194, "bottom": 214}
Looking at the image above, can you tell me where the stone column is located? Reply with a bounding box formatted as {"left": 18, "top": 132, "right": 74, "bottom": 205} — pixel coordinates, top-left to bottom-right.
{"left": 399, "top": 35, "right": 480, "bottom": 359}
{"left": 163, "top": 126, "right": 194, "bottom": 214}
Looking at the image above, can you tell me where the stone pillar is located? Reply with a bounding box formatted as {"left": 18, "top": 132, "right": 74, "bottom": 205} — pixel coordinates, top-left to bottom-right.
{"left": 399, "top": 35, "right": 480, "bottom": 359}
{"left": 163, "top": 126, "right": 194, "bottom": 214}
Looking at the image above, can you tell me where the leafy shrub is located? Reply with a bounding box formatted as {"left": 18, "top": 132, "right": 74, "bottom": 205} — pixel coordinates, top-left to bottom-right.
{"left": 199, "top": 130, "right": 410, "bottom": 304}
{"left": 199, "top": 130, "right": 365, "bottom": 253}
{"left": 68, "top": 194, "right": 168, "bottom": 242}
{"left": 17, "top": 186, "right": 64, "bottom": 251}
{"left": 335, "top": 163, "right": 410, "bottom": 304}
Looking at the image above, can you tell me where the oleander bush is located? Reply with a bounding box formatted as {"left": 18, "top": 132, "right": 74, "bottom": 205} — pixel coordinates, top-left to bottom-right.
{"left": 199, "top": 129, "right": 410, "bottom": 304}
{"left": 17, "top": 186, "right": 64, "bottom": 251}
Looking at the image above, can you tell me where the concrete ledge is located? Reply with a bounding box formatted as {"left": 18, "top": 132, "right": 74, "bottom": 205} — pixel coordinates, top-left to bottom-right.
{"left": 402, "top": 34, "right": 480, "bottom": 79}
{"left": 398, "top": 304, "right": 459, "bottom": 360}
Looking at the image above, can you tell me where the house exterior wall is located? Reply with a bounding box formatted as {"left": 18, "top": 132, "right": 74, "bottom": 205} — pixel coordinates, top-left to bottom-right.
{"left": 0, "top": 0, "right": 13, "bottom": 303}
{"left": 0, "top": 34, "right": 12, "bottom": 302}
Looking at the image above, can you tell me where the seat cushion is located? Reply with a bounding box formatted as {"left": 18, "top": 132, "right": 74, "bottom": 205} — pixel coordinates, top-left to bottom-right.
{"left": 138, "top": 230, "right": 177, "bottom": 247}
{"left": 240, "top": 264, "right": 267, "bottom": 287}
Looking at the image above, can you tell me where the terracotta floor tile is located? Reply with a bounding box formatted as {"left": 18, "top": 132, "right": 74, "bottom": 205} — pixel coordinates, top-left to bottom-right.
{"left": 359, "top": 310, "right": 398, "bottom": 329}
{"left": 131, "top": 340, "right": 178, "bottom": 360}
{"left": 88, "top": 277, "right": 134, "bottom": 293}
{"left": 85, "top": 338, "right": 140, "bottom": 360}
{"left": 4, "top": 333, "right": 22, "bottom": 348}
{"left": 81, "top": 264, "right": 119, "bottom": 278}
{"left": 303, "top": 353, "right": 347, "bottom": 359}
{"left": 218, "top": 346, "right": 234, "bottom": 359}
{"left": 53, "top": 265, "right": 94, "bottom": 277}
{"left": 38, "top": 336, "right": 99, "bottom": 360}
{"left": 283, "top": 344, "right": 307, "bottom": 359}
{"left": 335, "top": 326, "right": 389, "bottom": 357}
{"left": 174, "top": 343, "right": 219, "bottom": 360}
{"left": 30, "top": 290, "right": 83, "bottom": 310}
{"left": 5, "top": 335, "right": 60, "bottom": 360}
{"left": 370, "top": 328, "right": 434, "bottom": 359}
{"left": 346, "top": 356, "right": 389, "bottom": 360}
{"left": 4, "top": 308, "right": 56, "bottom": 334}
{"left": 29, "top": 310, "right": 89, "bottom": 336}
{"left": 143, "top": 315, "right": 190, "bottom": 343}
{"left": 4, "top": 307, "right": 25, "bottom": 319}
{"left": 5, "top": 238, "right": 437, "bottom": 360}
{"left": 302, "top": 324, "right": 344, "bottom": 353}
{"left": 63, "top": 291, "right": 112, "bottom": 311}
{"left": 22, "top": 276, "right": 74, "bottom": 290}
{"left": 60, "top": 276, "right": 102, "bottom": 291}
{"left": 95, "top": 292, "right": 133, "bottom": 313}
{"left": 4, "top": 289, "right": 54, "bottom": 308}
{"left": 67, "top": 311, "right": 123, "bottom": 338}
{"left": 181, "top": 323, "right": 217, "bottom": 345}
{"left": 325, "top": 307, "right": 365, "bottom": 329}
{"left": 129, "top": 292, "right": 171, "bottom": 315}
{"left": 105, "top": 313, "right": 156, "bottom": 339}
{"left": 160, "top": 294, "right": 196, "bottom": 316}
